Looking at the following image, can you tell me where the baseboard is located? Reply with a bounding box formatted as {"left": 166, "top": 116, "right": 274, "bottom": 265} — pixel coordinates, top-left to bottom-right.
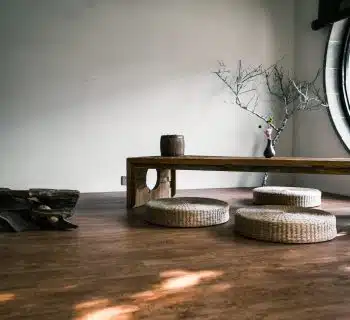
{"left": 78, "top": 187, "right": 350, "bottom": 200}
{"left": 78, "top": 187, "right": 253, "bottom": 198}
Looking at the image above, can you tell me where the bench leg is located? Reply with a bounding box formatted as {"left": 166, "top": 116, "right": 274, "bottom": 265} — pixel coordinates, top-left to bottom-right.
{"left": 126, "top": 164, "right": 176, "bottom": 208}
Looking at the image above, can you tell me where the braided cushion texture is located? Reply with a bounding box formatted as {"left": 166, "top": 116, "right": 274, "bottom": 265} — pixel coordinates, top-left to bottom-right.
{"left": 144, "top": 197, "right": 229, "bottom": 227}
{"left": 253, "top": 186, "right": 321, "bottom": 207}
{"left": 235, "top": 205, "right": 337, "bottom": 244}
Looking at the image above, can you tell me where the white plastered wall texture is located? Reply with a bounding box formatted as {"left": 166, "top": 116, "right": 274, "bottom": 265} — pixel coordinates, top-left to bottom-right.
{"left": 0, "top": 0, "right": 295, "bottom": 192}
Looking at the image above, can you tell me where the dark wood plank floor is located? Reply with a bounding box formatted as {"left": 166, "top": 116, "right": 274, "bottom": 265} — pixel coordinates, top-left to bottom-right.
{"left": 1, "top": 188, "right": 350, "bottom": 320}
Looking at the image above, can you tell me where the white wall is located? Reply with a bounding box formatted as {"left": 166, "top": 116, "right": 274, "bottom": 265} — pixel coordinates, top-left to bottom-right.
{"left": 294, "top": 0, "right": 350, "bottom": 195}
{"left": 0, "top": 0, "right": 295, "bottom": 192}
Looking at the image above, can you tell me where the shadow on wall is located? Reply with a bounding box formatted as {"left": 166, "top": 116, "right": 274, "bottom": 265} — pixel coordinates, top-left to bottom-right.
{"left": 236, "top": 133, "right": 265, "bottom": 187}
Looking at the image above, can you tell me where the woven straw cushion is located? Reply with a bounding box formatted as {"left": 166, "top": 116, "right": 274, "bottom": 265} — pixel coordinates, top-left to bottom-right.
{"left": 144, "top": 197, "right": 229, "bottom": 227}
{"left": 235, "top": 205, "right": 337, "bottom": 244}
{"left": 253, "top": 186, "right": 321, "bottom": 207}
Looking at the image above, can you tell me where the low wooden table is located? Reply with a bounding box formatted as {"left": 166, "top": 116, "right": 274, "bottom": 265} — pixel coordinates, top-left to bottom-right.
{"left": 126, "top": 156, "right": 350, "bottom": 208}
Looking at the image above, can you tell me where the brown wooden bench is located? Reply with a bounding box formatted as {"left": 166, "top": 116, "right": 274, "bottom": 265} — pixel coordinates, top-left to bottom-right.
{"left": 126, "top": 156, "right": 350, "bottom": 208}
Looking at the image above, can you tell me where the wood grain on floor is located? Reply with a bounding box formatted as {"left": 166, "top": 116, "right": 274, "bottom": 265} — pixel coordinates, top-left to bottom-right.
{"left": 1, "top": 188, "right": 350, "bottom": 320}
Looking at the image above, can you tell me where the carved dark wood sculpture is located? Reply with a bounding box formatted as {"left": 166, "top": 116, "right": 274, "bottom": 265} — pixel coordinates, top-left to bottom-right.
{"left": 0, "top": 188, "right": 80, "bottom": 232}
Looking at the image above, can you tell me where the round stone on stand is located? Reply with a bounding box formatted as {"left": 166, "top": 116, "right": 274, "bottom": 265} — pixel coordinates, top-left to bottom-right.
{"left": 235, "top": 205, "right": 337, "bottom": 244}
{"left": 253, "top": 186, "right": 322, "bottom": 207}
{"left": 144, "top": 197, "right": 230, "bottom": 227}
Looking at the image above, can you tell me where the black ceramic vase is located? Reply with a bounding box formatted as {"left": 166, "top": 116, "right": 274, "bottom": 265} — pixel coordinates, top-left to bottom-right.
{"left": 263, "top": 139, "right": 275, "bottom": 158}
{"left": 160, "top": 135, "right": 185, "bottom": 156}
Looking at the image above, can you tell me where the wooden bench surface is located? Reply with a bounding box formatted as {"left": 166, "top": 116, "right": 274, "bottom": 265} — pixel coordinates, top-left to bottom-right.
{"left": 127, "top": 156, "right": 350, "bottom": 174}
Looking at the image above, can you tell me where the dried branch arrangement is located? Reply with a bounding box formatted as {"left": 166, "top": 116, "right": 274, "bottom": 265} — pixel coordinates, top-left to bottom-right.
{"left": 213, "top": 59, "right": 328, "bottom": 185}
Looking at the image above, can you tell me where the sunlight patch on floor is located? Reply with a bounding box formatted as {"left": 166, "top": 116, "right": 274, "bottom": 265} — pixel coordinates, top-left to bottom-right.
{"left": 64, "top": 284, "right": 78, "bottom": 290}
{"left": 75, "top": 299, "right": 110, "bottom": 311}
{"left": 160, "top": 270, "right": 223, "bottom": 291}
{"left": 337, "top": 231, "right": 348, "bottom": 237}
{"left": 74, "top": 269, "right": 228, "bottom": 320}
{"left": 338, "top": 265, "right": 350, "bottom": 272}
{"left": 0, "top": 293, "right": 15, "bottom": 303}
{"left": 130, "top": 290, "right": 161, "bottom": 302}
{"left": 78, "top": 305, "right": 139, "bottom": 320}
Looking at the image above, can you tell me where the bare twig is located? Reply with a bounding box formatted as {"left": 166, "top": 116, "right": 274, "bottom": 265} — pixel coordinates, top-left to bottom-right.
{"left": 214, "top": 58, "right": 329, "bottom": 186}
{"left": 214, "top": 63, "right": 279, "bottom": 131}
{"left": 214, "top": 59, "right": 328, "bottom": 175}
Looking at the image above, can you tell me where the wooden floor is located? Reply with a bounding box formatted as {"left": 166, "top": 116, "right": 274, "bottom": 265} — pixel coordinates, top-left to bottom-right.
{"left": 1, "top": 188, "right": 350, "bottom": 320}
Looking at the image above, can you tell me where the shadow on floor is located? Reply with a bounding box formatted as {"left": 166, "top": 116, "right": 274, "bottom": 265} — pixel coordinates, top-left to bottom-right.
{"left": 121, "top": 200, "right": 281, "bottom": 246}
{"left": 336, "top": 215, "right": 350, "bottom": 233}
{"left": 76, "top": 192, "right": 350, "bottom": 240}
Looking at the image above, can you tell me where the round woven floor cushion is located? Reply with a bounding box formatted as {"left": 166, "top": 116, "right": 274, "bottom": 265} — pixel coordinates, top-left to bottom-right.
{"left": 235, "top": 205, "right": 337, "bottom": 244}
{"left": 144, "top": 197, "right": 230, "bottom": 227}
{"left": 253, "top": 186, "right": 321, "bottom": 207}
